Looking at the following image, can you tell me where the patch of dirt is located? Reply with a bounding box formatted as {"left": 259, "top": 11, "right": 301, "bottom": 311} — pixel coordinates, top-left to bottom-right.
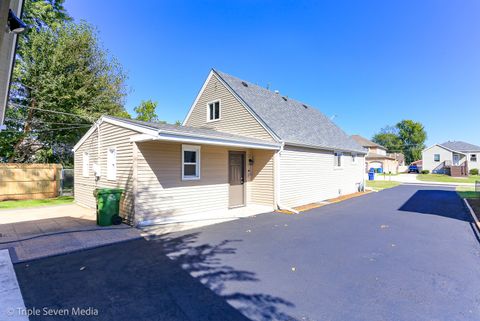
{"left": 467, "top": 198, "right": 480, "bottom": 221}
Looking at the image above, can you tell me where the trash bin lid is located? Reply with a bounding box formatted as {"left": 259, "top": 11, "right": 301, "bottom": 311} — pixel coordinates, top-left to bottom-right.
{"left": 94, "top": 188, "right": 124, "bottom": 195}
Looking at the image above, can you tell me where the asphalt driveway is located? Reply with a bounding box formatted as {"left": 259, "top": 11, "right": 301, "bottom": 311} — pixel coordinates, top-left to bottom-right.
{"left": 13, "top": 185, "right": 480, "bottom": 321}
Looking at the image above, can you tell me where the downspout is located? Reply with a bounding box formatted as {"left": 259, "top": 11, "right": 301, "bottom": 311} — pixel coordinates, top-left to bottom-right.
{"left": 275, "top": 142, "right": 299, "bottom": 214}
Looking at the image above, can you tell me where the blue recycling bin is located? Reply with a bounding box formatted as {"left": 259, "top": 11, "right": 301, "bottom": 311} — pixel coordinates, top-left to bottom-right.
{"left": 368, "top": 172, "right": 375, "bottom": 181}
{"left": 377, "top": 167, "right": 383, "bottom": 174}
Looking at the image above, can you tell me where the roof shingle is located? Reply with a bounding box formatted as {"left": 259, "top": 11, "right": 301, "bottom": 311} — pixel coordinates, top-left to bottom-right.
{"left": 440, "top": 141, "right": 480, "bottom": 152}
{"left": 214, "top": 70, "right": 366, "bottom": 153}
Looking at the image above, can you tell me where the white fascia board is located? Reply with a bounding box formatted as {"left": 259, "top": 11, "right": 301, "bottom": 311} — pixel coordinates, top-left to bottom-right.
{"left": 182, "top": 70, "right": 214, "bottom": 126}
{"left": 285, "top": 142, "right": 367, "bottom": 155}
{"left": 134, "top": 131, "right": 280, "bottom": 150}
{"left": 73, "top": 116, "right": 158, "bottom": 152}
{"left": 423, "top": 144, "right": 465, "bottom": 155}
{"left": 182, "top": 70, "right": 281, "bottom": 143}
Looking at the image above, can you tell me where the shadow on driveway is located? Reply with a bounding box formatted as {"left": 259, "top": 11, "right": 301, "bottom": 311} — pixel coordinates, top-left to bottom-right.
{"left": 15, "top": 232, "right": 296, "bottom": 321}
{"left": 398, "top": 190, "right": 473, "bottom": 223}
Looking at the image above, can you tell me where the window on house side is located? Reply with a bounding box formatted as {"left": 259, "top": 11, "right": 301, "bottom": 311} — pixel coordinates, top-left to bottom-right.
{"left": 471, "top": 154, "right": 477, "bottom": 162}
{"left": 107, "top": 147, "right": 117, "bottom": 180}
{"left": 434, "top": 154, "right": 440, "bottom": 162}
{"left": 82, "top": 152, "right": 89, "bottom": 177}
{"left": 334, "top": 152, "right": 342, "bottom": 167}
{"left": 352, "top": 153, "right": 357, "bottom": 164}
{"left": 182, "top": 145, "right": 200, "bottom": 180}
{"left": 208, "top": 101, "right": 220, "bottom": 121}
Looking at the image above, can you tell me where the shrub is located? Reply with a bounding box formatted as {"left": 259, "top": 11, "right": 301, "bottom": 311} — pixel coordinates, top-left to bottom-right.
{"left": 421, "top": 170, "right": 430, "bottom": 174}
{"left": 470, "top": 168, "right": 479, "bottom": 176}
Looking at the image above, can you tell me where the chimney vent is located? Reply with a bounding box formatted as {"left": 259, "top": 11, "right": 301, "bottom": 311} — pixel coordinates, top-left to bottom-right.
{"left": 274, "top": 90, "right": 279, "bottom": 94}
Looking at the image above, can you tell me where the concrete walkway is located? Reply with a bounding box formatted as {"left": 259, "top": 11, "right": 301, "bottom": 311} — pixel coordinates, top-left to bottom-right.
{"left": 0, "top": 204, "right": 142, "bottom": 263}
{"left": 0, "top": 250, "right": 28, "bottom": 321}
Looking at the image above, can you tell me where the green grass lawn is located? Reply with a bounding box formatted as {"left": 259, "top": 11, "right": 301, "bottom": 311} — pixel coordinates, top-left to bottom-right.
{"left": 417, "top": 174, "right": 480, "bottom": 184}
{"left": 456, "top": 186, "right": 480, "bottom": 199}
{"left": 0, "top": 196, "right": 74, "bottom": 210}
{"left": 366, "top": 180, "right": 401, "bottom": 191}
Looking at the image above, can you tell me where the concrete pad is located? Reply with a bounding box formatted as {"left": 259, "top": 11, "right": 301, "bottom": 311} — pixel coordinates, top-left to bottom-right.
{"left": 0, "top": 250, "right": 28, "bottom": 321}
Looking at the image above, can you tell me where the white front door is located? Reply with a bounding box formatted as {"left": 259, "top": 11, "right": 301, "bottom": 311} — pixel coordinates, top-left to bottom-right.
{"left": 453, "top": 154, "right": 460, "bottom": 165}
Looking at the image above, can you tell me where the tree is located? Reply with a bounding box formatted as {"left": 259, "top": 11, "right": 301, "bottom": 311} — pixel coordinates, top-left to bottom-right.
{"left": 2, "top": 20, "right": 129, "bottom": 165}
{"left": 372, "top": 126, "right": 402, "bottom": 153}
{"left": 396, "top": 120, "right": 427, "bottom": 164}
{"left": 134, "top": 100, "right": 161, "bottom": 122}
{"left": 371, "top": 120, "right": 427, "bottom": 164}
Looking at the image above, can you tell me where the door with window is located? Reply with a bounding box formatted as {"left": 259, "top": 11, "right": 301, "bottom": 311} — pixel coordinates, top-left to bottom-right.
{"left": 453, "top": 154, "right": 461, "bottom": 166}
{"left": 228, "top": 151, "right": 245, "bottom": 208}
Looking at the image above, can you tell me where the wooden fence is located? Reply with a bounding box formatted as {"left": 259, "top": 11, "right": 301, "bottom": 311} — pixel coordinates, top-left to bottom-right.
{"left": 0, "top": 163, "right": 62, "bottom": 201}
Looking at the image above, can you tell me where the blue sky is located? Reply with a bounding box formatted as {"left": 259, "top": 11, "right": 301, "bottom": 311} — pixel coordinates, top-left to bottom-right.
{"left": 65, "top": 0, "right": 480, "bottom": 146}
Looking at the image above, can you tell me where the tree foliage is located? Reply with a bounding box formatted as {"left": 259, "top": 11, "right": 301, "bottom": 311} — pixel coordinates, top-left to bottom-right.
{"left": 372, "top": 120, "right": 427, "bottom": 164}
{"left": 1, "top": 0, "right": 130, "bottom": 165}
{"left": 134, "top": 100, "right": 161, "bottom": 122}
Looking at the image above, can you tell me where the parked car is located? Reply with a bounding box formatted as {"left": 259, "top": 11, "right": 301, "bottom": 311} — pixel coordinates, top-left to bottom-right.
{"left": 408, "top": 164, "right": 420, "bottom": 173}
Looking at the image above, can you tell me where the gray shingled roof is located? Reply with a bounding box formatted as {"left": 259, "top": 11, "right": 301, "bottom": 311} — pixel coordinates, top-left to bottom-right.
{"left": 106, "top": 116, "right": 281, "bottom": 147}
{"left": 214, "top": 70, "right": 366, "bottom": 154}
{"left": 440, "top": 141, "right": 480, "bottom": 152}
{"left": 351, "top": 135, "right": 385, "bottom": 149}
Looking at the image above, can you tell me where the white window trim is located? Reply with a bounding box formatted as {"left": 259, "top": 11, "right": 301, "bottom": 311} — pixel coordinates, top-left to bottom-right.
{"left": 182, "top": 144, "right": 201, "bottom": 180}
{"left": 334, "top": 151, "right": 343, "bottom": 169}
{"left": 471, "top": 154, "right": 477, "bottom": 162}
{"left": 206, "top": 99, "right": 221, "bottom": 123}
{"left": 82, "top": 152, "right": 89, "bottom": 177}
{"left": 107, "top": 147, "right": 117, "bottom": 181}
{"left": 434, "top": 154, "right": 440, "bottom": 162}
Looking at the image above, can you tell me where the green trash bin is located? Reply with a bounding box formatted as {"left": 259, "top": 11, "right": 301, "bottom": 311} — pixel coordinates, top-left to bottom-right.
{"left": 93, "top": 188, "right": 124, "bottom": 226}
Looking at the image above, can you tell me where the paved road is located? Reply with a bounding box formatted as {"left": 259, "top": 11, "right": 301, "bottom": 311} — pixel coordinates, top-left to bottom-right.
{"left": 14, "top": 185, "right": 480, "bottom": 321}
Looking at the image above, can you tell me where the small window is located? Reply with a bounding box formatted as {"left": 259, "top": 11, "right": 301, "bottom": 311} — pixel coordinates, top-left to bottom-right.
{"left": 434, "top": 154, "right": 440, "bottom": 162}
{"left": 471, "top": 154, "right": 477, "bottom": 162}
{"left": 82, "top": 152, "right": 89, "bottom": 177}
{"left": 334, "top": 152, "right": 342, "bottom": 167}
{"left": 352, "top": 153, "right": 357, "bottom": 164}
{"left": 107, "top": 147, "right": 117, "bottom": 180}
{"left": 207, "top": 101, "right": 220, "bottom": 121}
{"left": 182, "top": 145, "right": 200, "bottom": 180}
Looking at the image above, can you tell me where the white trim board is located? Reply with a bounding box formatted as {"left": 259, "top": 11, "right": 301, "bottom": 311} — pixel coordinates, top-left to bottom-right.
{"left": 182, "top": 70, "right": 281, "bottom": 142}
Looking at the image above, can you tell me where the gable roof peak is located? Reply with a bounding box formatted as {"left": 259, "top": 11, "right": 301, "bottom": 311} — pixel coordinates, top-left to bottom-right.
{"left": 212, "top": 70, "right": 366, "bottom": 153}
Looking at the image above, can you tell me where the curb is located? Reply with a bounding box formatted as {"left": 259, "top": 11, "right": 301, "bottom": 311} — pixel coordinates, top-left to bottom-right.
{"left": 464, "top": 198, "right": 480, "bottom": 232}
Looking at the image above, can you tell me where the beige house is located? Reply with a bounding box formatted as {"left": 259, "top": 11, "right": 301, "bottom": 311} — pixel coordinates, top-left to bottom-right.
{"left": 351, "top": 135, "right": 401, "bottom": 173}
{"left": 422, "top": 141, "right": 480, "bottom": 176}
{"left": 73, "top": 70, "right": 366, "bottom": 227}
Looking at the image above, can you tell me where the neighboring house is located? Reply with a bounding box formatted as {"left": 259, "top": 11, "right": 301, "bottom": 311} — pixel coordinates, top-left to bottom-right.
{"left": 422, "top": 141, "right": 480, "bottom": 176}
{"left": 73, "top": 69, "right": 366, "bottom": 227}
{"left": 0, "top": 0, "right": 24, "bottom": 129}
{"left": 351, "top": 135, "right": 400, "bottom": 173}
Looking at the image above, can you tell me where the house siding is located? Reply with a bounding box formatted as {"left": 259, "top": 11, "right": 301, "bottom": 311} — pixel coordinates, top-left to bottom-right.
{"left": 422, "top": 145, "right": 454, "bottom": 174}
{"left": 466, "top": 152, "right": 480, "bottom": 171}
{"left": 134, "top": 141, "right": 275, "bottom": 224}
{"left": 279, "top": 145, "right": 365, "bottom": 208}
{"left": 184, "top": 74, "right": 275, "bottom": 142}
{"left": 74, "top": 122, "right": 139, "bottom": 220}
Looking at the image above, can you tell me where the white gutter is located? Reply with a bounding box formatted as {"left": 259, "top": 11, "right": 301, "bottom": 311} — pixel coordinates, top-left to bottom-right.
{"left": 129, "top": 132, "right": 281, "bottom": 151}
{"left": 274, "top": 142, "right": 299, "bottom": 214}
{"left": 285, "top": 141, "right": 367, "bottom": 155}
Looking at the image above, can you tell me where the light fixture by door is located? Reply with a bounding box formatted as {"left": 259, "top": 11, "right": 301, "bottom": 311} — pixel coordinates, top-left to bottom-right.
{"left": 7, "top": 9, "right": 27, "bottom": 34}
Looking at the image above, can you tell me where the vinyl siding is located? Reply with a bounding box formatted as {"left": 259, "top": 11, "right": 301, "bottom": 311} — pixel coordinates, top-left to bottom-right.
{"left": 249, "top": 149, "right": 275, "bottom": 207}
{"left": 279, "top": 145, "right": 365, "bottom": 208}
{"left": 466, "top": 152, "right": 480, "bottom": 171}
{"left": 134, "top": 141, "right": 275, "bottom": 223}
{"left": 185, "top": 74, "right": 275, "bottom": 142}
{"left": 422, "top": 145, "right": 454, "bottom": 173}
{"left": 74, "top": 122, "right": 139, "bottom": 221}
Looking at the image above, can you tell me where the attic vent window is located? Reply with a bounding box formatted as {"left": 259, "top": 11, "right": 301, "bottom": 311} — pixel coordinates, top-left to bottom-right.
{"left": 241, "top": 81, "right": 248, "bottom": 87}
{"left": 302, "top": 104, "right": 308, "bottom": 109}
{"left": 282, "top": 96, "right": 288, "bottom": 102}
